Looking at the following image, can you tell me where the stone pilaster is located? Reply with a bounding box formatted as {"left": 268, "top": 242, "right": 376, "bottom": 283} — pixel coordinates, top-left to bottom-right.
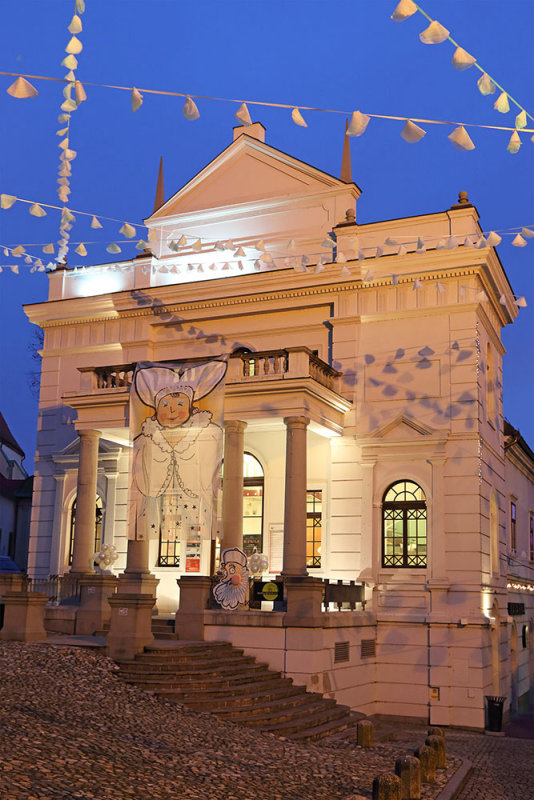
{"left": 221, "top": 420, "right": 247, "bottom": 551}
{"left": 281, "top": 416, "right": 309, "bottom": 577}
{"left": 70, "top": 429, "right": 101, "bottom": 575}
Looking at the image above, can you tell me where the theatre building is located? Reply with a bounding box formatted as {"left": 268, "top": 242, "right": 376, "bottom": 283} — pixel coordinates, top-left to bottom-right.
{"left": 23, "top": 122, "right": 534, "bottom": 728}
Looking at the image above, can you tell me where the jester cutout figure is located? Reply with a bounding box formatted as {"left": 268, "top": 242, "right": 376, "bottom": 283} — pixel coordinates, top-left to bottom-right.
{"left": 213, "top": 547, "right": 249, "bottom": 610}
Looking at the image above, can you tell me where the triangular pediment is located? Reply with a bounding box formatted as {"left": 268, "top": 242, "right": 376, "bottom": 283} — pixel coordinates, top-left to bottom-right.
{"left": 53, "top": 436, "right": 123, "bottom": 462}
{"left": 371, "top": 414, "right": 436, "bottom": 441}
{"left": 147, "top": 134, "right": 354, "bottom": 219}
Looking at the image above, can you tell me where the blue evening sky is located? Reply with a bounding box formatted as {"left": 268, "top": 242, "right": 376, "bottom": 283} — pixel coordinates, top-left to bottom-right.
{"left": 0, "top": 0, "right": 532, "bottom": 471}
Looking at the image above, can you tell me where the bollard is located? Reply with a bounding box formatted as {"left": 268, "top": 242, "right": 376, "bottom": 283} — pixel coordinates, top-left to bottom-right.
{"left": 394, "top": 755, "right": 421, "bottom": 800}
{"left": 425, "top": 734, "right": 446, "bottom": 769}
{"left": 357, "top": 719, "right": 375, "bottom": 748}
{"left": 428, "top": 726, "right": 445, "bottom": 739}
{"left": 414, "top": 744, "right": 436, "bottom": 784}
{"left": 372, "top": 773, "right": 401, "bottom": 800}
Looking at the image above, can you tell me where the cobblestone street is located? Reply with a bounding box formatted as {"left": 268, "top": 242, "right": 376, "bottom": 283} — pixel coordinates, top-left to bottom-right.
{"left": 0, "top": 642, "right": 532, "bottom": 800}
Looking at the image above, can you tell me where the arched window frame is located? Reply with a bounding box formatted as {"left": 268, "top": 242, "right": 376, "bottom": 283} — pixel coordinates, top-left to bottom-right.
{"left": 382, "top": 480, "right": 427, "bottom": 569}
{"left": 242, "top": 451, "right": 264, "bottom": 557}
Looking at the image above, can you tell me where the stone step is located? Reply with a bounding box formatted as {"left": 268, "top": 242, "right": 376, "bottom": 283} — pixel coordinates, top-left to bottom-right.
{"left": 141, "top": 643, "right": 240, "bottom": 660}
{"left": 117, "top": 660, "right": 268, "bottom": 682}
{"left": 120, "top": 656, "right": 260, "bottom": 680}
{"left": 211, "top": 691, "right": 325, "bottom": 720}
{"left": 289, "top": 714, "right": 360, "bottom": 742}
{"left": 223, "top": 696, "right": 336, "bottom": 728}
{"left": 258, "top": 704, "right": 350, "bottom": 737}
{"left": 160, "top": 682, "right": 306, "bottom": 709}
{"left": 117, "top": 667, "right": 280, "bottom": 692}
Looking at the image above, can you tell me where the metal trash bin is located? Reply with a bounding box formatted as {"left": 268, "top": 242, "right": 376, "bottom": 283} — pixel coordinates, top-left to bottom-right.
{"left": 485, "top": 695, "right": 506, "bottom": 732}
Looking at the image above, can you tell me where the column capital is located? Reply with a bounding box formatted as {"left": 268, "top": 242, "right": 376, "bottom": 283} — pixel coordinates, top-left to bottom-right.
{"left": 77, "top": 428, "right": 102, "bottom": 440}
{"left": 224, "top": 420, "right": 247, "bottom": 434}
{"left": 283, "top": 415, "right": 310, "bottom": 429}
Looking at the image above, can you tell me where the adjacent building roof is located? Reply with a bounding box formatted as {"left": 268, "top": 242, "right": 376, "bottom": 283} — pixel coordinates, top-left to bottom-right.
{"left": 0, "top": 411, "right": 24, "bottom": 458}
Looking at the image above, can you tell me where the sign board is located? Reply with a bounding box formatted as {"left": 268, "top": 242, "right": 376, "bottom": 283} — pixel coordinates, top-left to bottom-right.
{"left": 252, "top": 580, "right": 284, "bottom": 604}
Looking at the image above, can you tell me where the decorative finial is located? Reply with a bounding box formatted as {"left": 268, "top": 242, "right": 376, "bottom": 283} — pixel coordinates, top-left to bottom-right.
{"left": 153, "top": 156, "right": 165, "bottom": 213}
{"left": 458, "top": 191, "right": 469, "bottom": 205}
{"left": 345, "top": 208, "right": 356, "bottom": 223}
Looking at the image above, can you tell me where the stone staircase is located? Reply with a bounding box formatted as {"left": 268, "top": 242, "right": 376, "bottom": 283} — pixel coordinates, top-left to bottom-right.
{"left": 115, "top": 641, "right": 364, "bottom": 741}
{"left": 94, "top": 616, "right": 177, "bottom": 640}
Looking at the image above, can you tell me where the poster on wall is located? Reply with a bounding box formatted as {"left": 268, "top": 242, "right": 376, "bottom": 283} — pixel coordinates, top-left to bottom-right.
{"left": 269, "top": 523, "right": 284, "bottom": 573}
{"left": 128, "top": 359, "right": 227, "bottom": 543}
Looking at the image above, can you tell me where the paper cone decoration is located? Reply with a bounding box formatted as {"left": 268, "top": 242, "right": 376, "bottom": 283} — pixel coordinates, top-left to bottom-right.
{"left": 291, "top": 107, "right": 307, "bottom": 127}
{"left": 515, "top": 296, "right": 527, "bottom": 307}
{"left": 486, "top": 231, "right": 502, "bottom": 246}
{"left": 75, "top": 243, "right": 87, "bottom": 256}
{"left": 463, "top": 235, "right": 475, "bottom": 247}
{"left": 347, "top": 110, "right": 370, "bottom": 137}
{"left": 11, "top": 265, "right": 19, "bottom": 274}
{"left": 75, "top": 0, "right": 86, "bottom": 12}
{"left": 336, "top": 251, "right": 347, "bottom": 263}
{"left": 224, "top": 240, "right": 235, "bottom": 249}
{"left": 62, "top": 208, "right": 76, "bottom": 223}
{"left": 413, "top": 278, "right": 423, "bottom": 290}
{"left": 287, "top": 239, "right": 297, "bottom": 253}
{"left": 34, "top": 258, "right": 43, "bottom": 267}
{"left": 254, "top": 240, "right": 265, "bottom": 251}
{"left": 38, "top": 263, "right": 45, "bottom": 271}
{"left": 64, "top": 70, "right": 76, "bottom": 82}
{"left": 56, "top": 127, "right": 68, "bottom": 137}
{"left": 58, "top": 188, "right": 69, "bottom": 203}
{"left": 61, "top": 99, "right": 77, "bottom": 112}
{"left": 61, "top": 54, "right": 78, "bottom": 70}
{"left": 106, "top": 243, "right": 121, "bottom": 254}
{"left": 43, "top": 244, "right": 54, "bottom": 254}
{"left": 475, "top": 291, "right": 489, "bottom": 302}
{"left": 120, "top": 223, "right": 136, "bottom": 238}
{"left": 415, "top": 238, "right": 426, "bottom": 253}
{"left": 391, "top": 0, "right": 417, "bottom": 21}
{"left": 515, "top": 110, "right": 527, "bottom": 130}
{"left": 235, "top": 102, "right": 252, "bottom": 125}
{"left": 260, "top": 252, "right": 273, "bottom": 263}
{"left": 192, "top": 239, "right": 202, "bottom": 252}
{"left": 493, "top": 92, "right": 510, "bottom": 114}
{"left": 477, "top": 73, "right": 496, "bottom": 96}
{"left": 314, "top": 262, "right": 325, "bottom": 274}
{"left": 177, "top": 234, "right": 187, "bottom": 246}
{"left": 507, "top": 131, "right": 521, "bottom": 154}
{"left": 66, "top": 36, "right": 83, "bottom": 55}
{"left": 385, "top": 237, "right": 399, "bottom": 246}
{"left": 397, "top": 244, "right": 407, "bottom": 256}
{"left": 521, "top": 227, "right": 534, "bottom": 238}
{"left": 512, "top": 234, "right": 527, "bottom": 247}
{"left": 90, "top": 216, "right": 103, "bottom": 229}
{"left": 135, "top": 240, "right": 149, "bottom": 250}
{"left": 499, "top": 294, "right": 507, "bottom": 305}
{"left": 446, "top": 236, "right": 458, "bottom": 249}
{"left": 7, "top": 77, "right": 38, "bottom": 99}
{"left": 474, "top": 237, "right": 487, "bottom": 249}
{"left": 363, "top": 270, "right": 374, "bottom": 281}
{"left": 452, "top": 46, "right": 476, "bottom": 71}
{"left": 58, "top": 137, "right": 69, "bottom": 150}
{"left": 436, "top": 239, "right": 446, "bottom": 249}
{"left": 322, "top": 238, "right": 335, "bottom": 248}
{"left": 392, "top": 274, "right": 399, "bottom": 285}
{"left": 375, "top": 246, "right": 384, "bottom": 258}
{"left": 0, "top": 195, "right": 16, "bottom": 209}
{"left": 419, "top": 20, "right": 450, "bottom": 44}
{"left": 68, "top": 14, "right": 83, "bottom": 34}
{"left": 401, "top": 120, "right": 426, "bottom": 142}
{"left": 358, "top": 251, "right": 366, "bottom": 261}
{"left": 131, "top": 87, "right": 143, "bottom": 112}
{"left": 24, "top": 255, "right": 32, "bottom": 264}
{"left": 29, "top": 204, "right": 47, "bottom": 217}
{"left": 12, "top": 245, "right": 25, "bottom": 256}
{"left": 183, "top": 96, "right": 200, "bottom": 120}
{"left": 74, "top": 81, "right": 87, "bottom": 105}
{"left": 340, "top": 265, "right": 350, "bottom": 277}
{"left": 234, "top": 246, "right": 246, "bottom": 257}
{"left": 448, "top": 125, "right": 475, "bottom": 151}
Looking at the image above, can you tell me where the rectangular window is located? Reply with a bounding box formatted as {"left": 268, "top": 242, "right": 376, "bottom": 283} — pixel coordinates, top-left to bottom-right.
{"left": 306, "top": 490, "right": 322, "bottom": 569}
{"left": 529, "top": 514, "right": 534, "bottom": 562}
{"left": 510, "top": 500, "right": 517, "bottom": 554}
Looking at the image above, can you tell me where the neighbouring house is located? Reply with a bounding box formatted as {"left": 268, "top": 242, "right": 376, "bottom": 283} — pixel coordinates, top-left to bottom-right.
{"left": 22, "top": 122, "right": 534, "bottom": 727}
{"left": 0, "top": 411, "right": 32, "bottom": 572}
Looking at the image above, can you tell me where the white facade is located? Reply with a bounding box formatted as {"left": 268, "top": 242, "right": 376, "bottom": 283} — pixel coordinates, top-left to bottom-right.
{"left": 24, "top": 124, "right": 534, "bottom": 727}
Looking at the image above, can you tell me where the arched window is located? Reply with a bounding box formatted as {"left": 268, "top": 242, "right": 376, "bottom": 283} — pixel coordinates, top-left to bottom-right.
{"left": 382, "top": 480, "right": 427, "bottom": 568}
{"left": 242, "top": 452, "right": 264, "bottom": 557}
{"left": 68, "top": 495, "right": 103, "bottom": 566}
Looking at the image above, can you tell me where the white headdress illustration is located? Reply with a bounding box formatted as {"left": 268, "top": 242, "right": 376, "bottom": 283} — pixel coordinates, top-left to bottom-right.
{"left": 135, "top": 360, "right": 227, "bottom": 409}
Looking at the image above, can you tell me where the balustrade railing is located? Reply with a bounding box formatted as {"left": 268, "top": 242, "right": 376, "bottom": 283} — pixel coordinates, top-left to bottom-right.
{"left": 23, "top": 574, "right": 81, "bottom": 605}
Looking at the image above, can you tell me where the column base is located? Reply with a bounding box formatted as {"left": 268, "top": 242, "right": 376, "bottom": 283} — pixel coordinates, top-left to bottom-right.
{"left": 0, "top": 591, "right": 48, "bottom": 642}
{"left": 117, "top": 571, "right": 159, "bottom": 597}
{"left": 175, "top": 576, "right": 213, "bottom": 640}
{"left": 106, "top": 593, "right": 156, "bottom": 662}
{"left": 283, "top": 576, "right": 324, "bottom": 627}
{"left": 0, "top": 573, "right": 25, "bottom": 595}
{"left": 76, "top": 574, "right": 119, "bottom": 635}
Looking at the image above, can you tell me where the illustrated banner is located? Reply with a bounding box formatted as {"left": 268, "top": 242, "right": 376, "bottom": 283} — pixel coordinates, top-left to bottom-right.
{"left": 128, "top": 359, "right": 227, "bottom": 541}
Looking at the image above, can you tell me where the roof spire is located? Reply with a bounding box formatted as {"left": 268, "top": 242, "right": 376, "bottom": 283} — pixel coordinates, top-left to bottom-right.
{"left": 340, "top": 119, "right": 352, "bottom": 184}
{"left": 153, "top": 156, "right": 165, "bottom": 212}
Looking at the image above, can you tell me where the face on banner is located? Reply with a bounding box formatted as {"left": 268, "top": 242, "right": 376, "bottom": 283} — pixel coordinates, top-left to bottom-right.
{"left": 128, "top": 359, "right": 227, "bottom": 542}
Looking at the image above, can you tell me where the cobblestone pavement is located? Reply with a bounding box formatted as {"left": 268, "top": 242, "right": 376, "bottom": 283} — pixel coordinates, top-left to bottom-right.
{"left": 388, "top": 722, "right": 534, "bottom": 800}
{"left": 0, "top": 643, "right": 459, "bottom": 800}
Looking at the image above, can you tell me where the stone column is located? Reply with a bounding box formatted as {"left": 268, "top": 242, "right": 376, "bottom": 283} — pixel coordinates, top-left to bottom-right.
{"left": 70, "top": 429, "right": 101, "bottom": 575}
{"left": 281, "top": 416, "right": 309, "bottom": 577}
{"left": 117, "top": 538, "right": 158, "bottom": 596}
{"left": 221, "top": 420, "right": 247, "bottom": 551}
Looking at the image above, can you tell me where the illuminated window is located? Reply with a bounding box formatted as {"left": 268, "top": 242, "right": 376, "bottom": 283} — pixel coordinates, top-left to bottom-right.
{"left": 510, "top": 500, "right": 517, "bottom": 554}
{"left": 158, "top": 496, "right": 181, "bottom": 567}
{"left": 382, "top": 481, "right": 427, "bottom": 568}
{"left": 306, "top": 490, "right": 322, "bottom": 569}
{"left": 242, "top": 453, "right": 264, "bottom": 557}
{"left": 68, "top": 496, "right": 103, "bottom": 566}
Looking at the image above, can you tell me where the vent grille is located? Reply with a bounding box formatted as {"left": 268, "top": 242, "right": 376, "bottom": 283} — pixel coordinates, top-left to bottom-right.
{"left": 334, "top": 641, "right": 350, "bottom": 663}
{"left": 361, "top": 639, "right": 376, "bottom": 658}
